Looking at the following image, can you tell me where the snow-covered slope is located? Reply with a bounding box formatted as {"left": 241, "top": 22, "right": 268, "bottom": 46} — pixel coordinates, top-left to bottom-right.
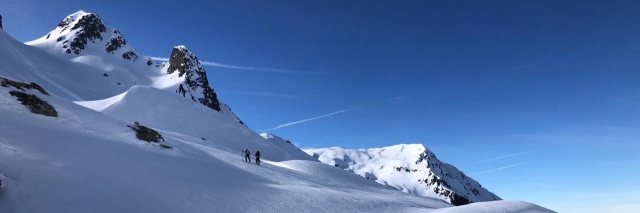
{"left": 305, "top": 145, "right": 500, "bottom": 206}
{"left": 19, "top": 10, "right": 222, "bottom": 112}
{"left": 75, "top": 86, "right": 291, "bottom": 162}
{"left": 260, "top": 133, "right": 318, "bottom": 161}
{"left": 429, "top": 200, "right": 554, "bottom": 213}
{"left": 0, "top": 78, "right": 450, "bottom": 212}
{"left": 0, "top": 76, "right": 555, "bottom": 213}
{"left": 0, "top": 11, "right": 555, "bottom": 212}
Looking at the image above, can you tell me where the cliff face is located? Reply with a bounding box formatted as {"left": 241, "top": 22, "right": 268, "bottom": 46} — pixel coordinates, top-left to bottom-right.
{"left": 167, "top": 46, "right": 221, "bottom": 111}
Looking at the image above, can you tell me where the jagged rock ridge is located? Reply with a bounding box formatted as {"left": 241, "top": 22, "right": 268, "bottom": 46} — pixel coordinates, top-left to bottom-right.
{"left": 56, "top": 12, "right": 106, "bottom": 54}
{"left": 167, "top": 46, "right": 221, "bottom": 111}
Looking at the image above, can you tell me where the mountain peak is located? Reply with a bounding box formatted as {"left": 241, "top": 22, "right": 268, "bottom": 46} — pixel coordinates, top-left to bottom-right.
{"left": 167, "top": 45, "right": 221, "bottom": 111}
{"left": 305, "top": 144, "right": 501, "bottom": 206}
{"left": 53, "top": 11, "right": 107, "bottom": 54}
{"left": 27, "top": 10, "right": 142, "bottom": 63}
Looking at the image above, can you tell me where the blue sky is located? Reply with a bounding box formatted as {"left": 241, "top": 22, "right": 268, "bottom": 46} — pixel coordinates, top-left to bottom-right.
{"left": 2, "top": 0, "right": 640, "bottom": 212}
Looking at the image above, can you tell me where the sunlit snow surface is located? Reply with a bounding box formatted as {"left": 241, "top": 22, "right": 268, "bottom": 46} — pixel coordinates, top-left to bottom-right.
{"left": 0, "top": 11, "right": 555, "bottom": 213}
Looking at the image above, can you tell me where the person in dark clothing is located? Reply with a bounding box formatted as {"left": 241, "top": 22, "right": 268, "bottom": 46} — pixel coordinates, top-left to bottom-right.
{"left": 244, "top": 149, "right": 251, "bottom": 163}
{"left": 255, "top": 150, "right": 261, "bottom": 165}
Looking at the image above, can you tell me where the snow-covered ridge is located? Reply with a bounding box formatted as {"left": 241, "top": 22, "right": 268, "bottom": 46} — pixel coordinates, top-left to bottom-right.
{"left": 305, "top": 144, "right": 500, "bottom": 206}
{"left": 21, "top": 10, "right": 223, "bottom": 111}
{"left": 27, "top": 10, "right": 150, "bottom": 64}
{"left": 260, "top": 133, "right": 318, "bottom": 161}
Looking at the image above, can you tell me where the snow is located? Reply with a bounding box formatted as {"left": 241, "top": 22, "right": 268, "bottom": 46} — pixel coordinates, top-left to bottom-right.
{"left": 74, "top": 90, "right": 127, "bottom": 111}
{"left": 429, "top": 200, "right": 554, "bottom": 213}
{"left": 260, "top": 133, "right": 318, "bottom": 161}
{"left": 305, "top": 144, "right": 501, "bottom": 205}
{"left": 0, "top": 79, "right": 451, "bottom": 213}
{"left": 0, "top": 11, "right": 556, "bottom": 213}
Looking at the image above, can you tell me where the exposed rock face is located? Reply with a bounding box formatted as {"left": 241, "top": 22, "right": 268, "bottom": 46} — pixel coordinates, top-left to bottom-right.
{"left": 1, "top": 77, "right": 49, "bottom": 95}
{"left": 57, "top": 13, "right": 107, "bottom": 54}
{"left": 167, "top": 46, "right": 221, "bottom": 111}
{"left": 122, "top": 51, "right": 138, "bottom": 62}
{"left": 414, "top": 150, "right": 478, "bottom": 205}
{"left": 1, "top": 77, "right": 57, "bottom": 117}
{"left": 127, "top": 122, "right": 165, "bottom": 143}
{"left": 43, "top": 11, "right": 138, "bottom": 62}
{"left": 8, "top": 91, "right": 58, "bottom": 117}
{"left": 105, "top": 30, "right": 126, "bottom": 53}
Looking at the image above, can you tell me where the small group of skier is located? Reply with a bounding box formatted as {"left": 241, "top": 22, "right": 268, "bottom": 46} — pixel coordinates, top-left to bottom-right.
{"left": 243, "top": 149, "right": 261, "bottom": 165}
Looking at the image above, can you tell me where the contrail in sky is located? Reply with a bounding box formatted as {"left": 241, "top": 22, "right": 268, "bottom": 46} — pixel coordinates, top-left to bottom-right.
{"left": 460, "top": 151, "right": 531, "bottom": 166}
{"left": 506, "top": 62, "right": 542, "bottom": 72}
{"left": 470, "top": 162, "right": 525, "bottom": 176}
{"left": 384, "top": 95, "right": 408, "bottom": 102}
{"left": 260, "top": 108, "right": 351, "bottom": 131}
{"left": 150, "top": 57, "right": 325, "bottom": 74}
{"left": 258, "top": 94, "right": 411, "bottom": 132}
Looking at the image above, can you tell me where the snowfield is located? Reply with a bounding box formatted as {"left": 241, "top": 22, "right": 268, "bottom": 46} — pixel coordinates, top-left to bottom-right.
{"left": 0, "top": 10, "right": 556, "bottom": 213}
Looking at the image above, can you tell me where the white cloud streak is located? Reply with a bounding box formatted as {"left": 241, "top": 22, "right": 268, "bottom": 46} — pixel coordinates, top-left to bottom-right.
{"left": 460, "top": 151, "right": 531, "bottom": 166}
{"left": 260, "top": 109, "right": 351, "bottom": 131}
{"left": 150, "top": 57, "right": 325, "bottom": 74}
{"left": 470, "top": 162, "right": 525, "bottom": 176}
{"left": 505, "top": 62, "right": 541, "bottom": 72}
{"left": 384, "top": 95, "right": 408, "bottom": 102}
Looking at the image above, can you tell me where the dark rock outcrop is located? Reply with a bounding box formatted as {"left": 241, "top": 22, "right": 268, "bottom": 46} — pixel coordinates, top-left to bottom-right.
{"left": 413, "top": 150, "right": 500, "bottom": 206}
{"left": 1, "top": 77, "right": 49, "bottom": 95}
{"left": 8, "top": 91, "right": 58, "bottom": 117}
{"left": 1, "top": 14, "right": 3, "bottom": 29}
{"left": 57, "top": 13, "right": 107, "bottom": 55}
{"left": 2, "top": 77, "right": 55, "bottom": 117}
{"left": 105, "top": 30, "right": 126, "bottom": 53}
{"left": 167, "top": 46, "right": 221, "bottom": 111}
{"left": 127, "top": 122, "right": 165, "bottom": 143}
{"left": 122, "top": 51, "right": 138, "bottom": 62}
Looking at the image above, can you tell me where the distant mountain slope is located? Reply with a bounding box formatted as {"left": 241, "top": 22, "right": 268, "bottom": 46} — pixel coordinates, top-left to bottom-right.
{"left": 305, "top": 144, "right": 500, "bottom": 206}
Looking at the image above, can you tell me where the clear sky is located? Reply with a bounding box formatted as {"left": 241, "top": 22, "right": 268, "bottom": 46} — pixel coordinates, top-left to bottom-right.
{"left": 2, "top": 0, "right": 640, "bottom": 212}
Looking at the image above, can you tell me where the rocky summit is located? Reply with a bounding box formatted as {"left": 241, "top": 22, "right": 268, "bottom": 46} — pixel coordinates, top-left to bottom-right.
{"left": 167, "top": 46, "right": 221, "bottom": 111}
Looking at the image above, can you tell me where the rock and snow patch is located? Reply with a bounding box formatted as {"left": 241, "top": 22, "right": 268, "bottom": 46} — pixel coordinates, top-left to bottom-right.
{"left": 305, "top": 144, "right": 500, "bottom": 206}
{"left": 1, "top": 77, "right": 57, "bottom": 117}
{"left": 167, "top": 45, "right": 221, "bottom": 111}
{"left": 15, "top": 11, "right": 225, "bottom": 112}
{"left": 28, "top": 10, "right": 142, "bottom": 61}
